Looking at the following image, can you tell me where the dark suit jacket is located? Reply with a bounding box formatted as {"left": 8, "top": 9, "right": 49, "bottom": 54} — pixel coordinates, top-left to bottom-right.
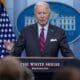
{"left": 13, "top": 23, "right": 74, "bottom": 57}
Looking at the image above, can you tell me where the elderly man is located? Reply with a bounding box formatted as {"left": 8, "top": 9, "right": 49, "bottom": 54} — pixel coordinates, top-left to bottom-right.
{"left": 5, "top": 1, "right": 74, "bottom": 57}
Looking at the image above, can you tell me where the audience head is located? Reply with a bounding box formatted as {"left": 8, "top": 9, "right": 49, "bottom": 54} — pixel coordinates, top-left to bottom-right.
{"left": 23, "top": 67, "right": 35, "bottom": 80}
{"left": 0, "top": 56, "right": 23, "bottom": 80}
{"left": 54, "top": 67, "right": 80, "bottom": 80}
{"left": 0, "top": 56, "right": 34, "bottom": 80}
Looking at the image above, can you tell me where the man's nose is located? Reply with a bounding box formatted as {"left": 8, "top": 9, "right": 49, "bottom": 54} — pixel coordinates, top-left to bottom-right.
{"left": 41, "top": 13, "right": 44, "bottom": 18}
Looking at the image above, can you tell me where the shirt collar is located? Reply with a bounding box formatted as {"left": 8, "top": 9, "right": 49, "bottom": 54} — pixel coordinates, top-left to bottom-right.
{"left": 38, "top": 23, "right": 49, "bottom": 31}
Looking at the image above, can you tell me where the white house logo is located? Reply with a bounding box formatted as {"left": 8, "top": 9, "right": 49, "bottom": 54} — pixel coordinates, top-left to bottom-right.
{"left": 17, "top": 2, "right": 80, "bottom": 42}
{"left": 25, "top": 12, "right": 75, "bottom": 31}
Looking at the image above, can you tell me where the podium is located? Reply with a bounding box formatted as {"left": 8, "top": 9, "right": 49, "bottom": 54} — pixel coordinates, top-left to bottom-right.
{"left": 19, "top": 57, "right": 80, "bottom": 80}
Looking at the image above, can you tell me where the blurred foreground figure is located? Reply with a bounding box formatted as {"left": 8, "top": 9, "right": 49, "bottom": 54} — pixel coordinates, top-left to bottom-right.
{"left": 0, "top": 56, "right": 23, "bottom": 80}
{"left": 54, "top": 67, "right": 80, "bottom": 80}
{"left": 0, "top": 56, "right": 34, "bottom": 80}
{"left": 23, "top": 67, "right": 35, "bottom": 80}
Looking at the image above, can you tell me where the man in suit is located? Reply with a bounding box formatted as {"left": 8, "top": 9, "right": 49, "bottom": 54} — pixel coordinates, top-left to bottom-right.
{"left": 4, "top": 2, "right": 74, "bottom": 57}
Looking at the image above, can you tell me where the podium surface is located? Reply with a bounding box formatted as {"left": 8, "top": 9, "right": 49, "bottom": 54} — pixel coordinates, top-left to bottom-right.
{"left": 18, "top": 57, "right": 80, "bottom": 80}
{"left": 19, "top": 57, "right": 80, "bottom": 72}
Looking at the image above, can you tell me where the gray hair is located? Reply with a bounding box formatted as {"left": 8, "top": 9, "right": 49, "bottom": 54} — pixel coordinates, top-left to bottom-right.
{"left": 34, "top": 1, "right": 51, "bottom": 13}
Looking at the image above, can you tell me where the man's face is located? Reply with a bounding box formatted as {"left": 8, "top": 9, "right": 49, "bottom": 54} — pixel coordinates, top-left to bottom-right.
{"left": 35, "top": 4, "right": 50, "bottom": 26}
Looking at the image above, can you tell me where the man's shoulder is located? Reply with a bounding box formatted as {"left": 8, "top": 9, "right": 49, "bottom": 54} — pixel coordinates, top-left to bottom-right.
{"left": 22, "top": 23, "right": 36, "bottom": 31}
{"left": 20, "top": 24, "right": 36, "bottom": 35}
{"left": 25, "top": 23, "right": 36, "bottom": 29}
{"left": 50, "top": 24, "right": 64, "bottom": 32}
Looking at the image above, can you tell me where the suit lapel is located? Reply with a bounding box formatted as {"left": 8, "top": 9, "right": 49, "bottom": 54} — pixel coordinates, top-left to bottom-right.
{"left": 33, "top": 24, "right": 41, "bottom": 55}
{"left": 44, "top": 24, "right": 55, "bottom": 54}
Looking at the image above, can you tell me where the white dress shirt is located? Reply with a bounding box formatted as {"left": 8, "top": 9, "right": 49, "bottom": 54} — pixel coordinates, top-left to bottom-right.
{"left": 38, "top": 23, "right": 49, "bottom": 40}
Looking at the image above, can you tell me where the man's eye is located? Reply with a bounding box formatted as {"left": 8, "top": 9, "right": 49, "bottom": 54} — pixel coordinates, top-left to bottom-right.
{"left": 43, "top": 12, "right": 47, "bottom": 14}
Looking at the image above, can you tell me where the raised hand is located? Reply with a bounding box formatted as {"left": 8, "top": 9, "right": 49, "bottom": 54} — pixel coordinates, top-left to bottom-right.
{"left": 4, "top": 40, "right": 14, "bottom": 51}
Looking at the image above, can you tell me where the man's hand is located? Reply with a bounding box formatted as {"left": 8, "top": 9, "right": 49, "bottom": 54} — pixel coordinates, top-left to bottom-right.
{"left": 4, "top": 40, "right": 14, "bottom": 51}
